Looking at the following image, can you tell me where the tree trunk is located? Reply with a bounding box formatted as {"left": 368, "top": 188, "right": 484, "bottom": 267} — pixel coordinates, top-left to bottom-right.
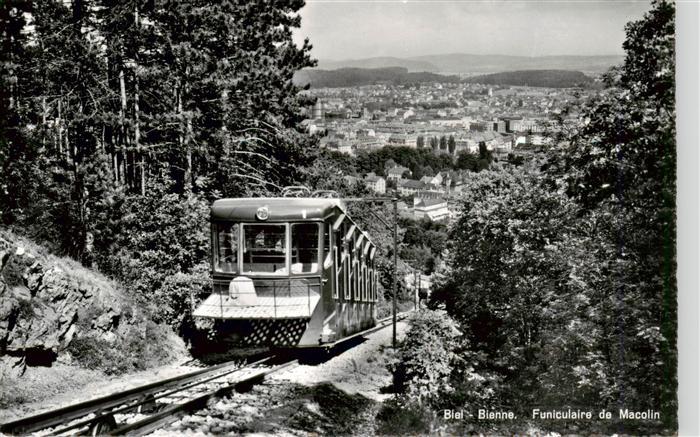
{"left": 177, "top": 71, "right": 193, "bottom": 192}
{"left": 134, "top": 4, "right": 145, "bottom": 196}
{"left": 41, "top": 96, "right": 47, "bottom": 147}
{"left": 186, "top": 114, "right": 193, "bottom": 189}
{"left": 58, "top": 99, "right": 63, "bottom": 157}
{"left": 119, "top": 67, "right": 127, "bottom": 186}
{"left": 113, "top": 151, "right": 118, "bottom": 182}
{"left": 135, "top": 77, "right": 144, "bottom": 195}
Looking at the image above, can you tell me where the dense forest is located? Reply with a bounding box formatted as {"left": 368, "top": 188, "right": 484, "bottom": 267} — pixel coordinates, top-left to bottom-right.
{"left": 0, "top": 0, "right": 326, "bottom": 336}
{"left": 1, "top": 0, "right": 317, "bottom": 247}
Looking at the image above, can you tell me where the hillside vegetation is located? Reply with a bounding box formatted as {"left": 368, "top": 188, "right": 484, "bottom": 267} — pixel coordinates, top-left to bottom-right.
{"left": 295, "top": 67, "right": 594, "bottom": 89}
{"left": 317, "top": 56, "right": 438, "bottom": 72}
{"left": 422, "top": 1, "right": 676, "bottom": 433}
{"left": 313, "top": 54, "right": 623, "bottom": 74}
{"left": 293, "top": 67, "right": 460, "bottom": 88}
{"left": 464, "top": 69, "right": 595, "bottom": 88}
{"left": 0, "top": 229, "right": 184, "bottom": 370}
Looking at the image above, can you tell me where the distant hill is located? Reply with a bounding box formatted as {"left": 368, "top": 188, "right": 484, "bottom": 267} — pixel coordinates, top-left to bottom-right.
{"left": 464, "top": 70, "right": 594, "bottom": 88}
{"left": 294, "top": 67, "right": 460, "bottom": 88}
{"left": 313, "top": 54, "right": 623, "bottom": 75}
{"left": 294, "top": 67, "right": 594, "bottom": 89}
{"left": 317, "top": 57, "right": 438, "bottom": 73}
{"left": 412, "top": 54, "right": 622, "bottom": 74}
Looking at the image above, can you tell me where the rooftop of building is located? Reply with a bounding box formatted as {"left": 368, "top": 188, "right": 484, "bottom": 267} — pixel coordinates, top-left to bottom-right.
{"left": 399, "top": 179, "right": 426, "bottom": 189}
{"left": 414, "top": 197, "right": 448, "bottom": 208}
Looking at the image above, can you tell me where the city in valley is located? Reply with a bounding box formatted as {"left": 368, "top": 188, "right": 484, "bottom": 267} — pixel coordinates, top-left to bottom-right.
{"left": 299, "top": 79, "right": 598, "bottom": 223}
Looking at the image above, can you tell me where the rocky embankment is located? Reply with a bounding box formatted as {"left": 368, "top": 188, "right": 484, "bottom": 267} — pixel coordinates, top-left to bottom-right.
{"left": 1, "top": 233, "right": 112, "bottom": 365}
{"left": 0, "top": 228, "right": 184, "bottom": 377}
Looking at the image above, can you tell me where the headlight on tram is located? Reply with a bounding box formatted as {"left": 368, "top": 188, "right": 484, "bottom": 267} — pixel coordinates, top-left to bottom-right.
{"left": 256, "top": 206, "right": 269, "bottom": 221}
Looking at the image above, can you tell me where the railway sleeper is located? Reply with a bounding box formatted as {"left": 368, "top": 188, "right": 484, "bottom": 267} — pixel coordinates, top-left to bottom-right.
{"left": 88, "top": 413, "right": 117, "bottom": 436}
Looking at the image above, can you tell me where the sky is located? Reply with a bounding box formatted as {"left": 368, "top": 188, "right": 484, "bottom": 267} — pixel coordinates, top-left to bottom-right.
{"left": 292, "top": 0, "right": 653, "bottom": 60}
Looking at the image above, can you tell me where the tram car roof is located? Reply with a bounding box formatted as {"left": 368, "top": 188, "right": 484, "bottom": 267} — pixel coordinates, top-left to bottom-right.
{"left": 211, "top": 197, "right": 347, "bottom": 222}
{"left": 211, "top": 197, "right": 345, "bottom": 222}
{"left": 211, "top": 197, "right": 376, "bottom": 248}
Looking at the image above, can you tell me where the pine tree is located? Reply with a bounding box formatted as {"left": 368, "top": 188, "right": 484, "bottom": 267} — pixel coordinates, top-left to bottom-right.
{"left": 1, "top": 0, "right": 317, "bottom": 257}
{"left": 0, "top": 0, "right": 35, "bottom": 226}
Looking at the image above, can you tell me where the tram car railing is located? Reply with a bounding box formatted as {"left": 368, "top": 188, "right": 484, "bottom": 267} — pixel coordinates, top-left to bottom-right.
{"left": 195, "top": 277, "right": 321, "bottom": 319}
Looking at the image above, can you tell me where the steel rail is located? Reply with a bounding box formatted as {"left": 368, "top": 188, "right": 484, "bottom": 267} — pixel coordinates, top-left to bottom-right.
{"left": 45, "top": 356, "right": 275, "bottom": 436}
{"left": 0, "top": 355, "right": 272, "bottom": 435}
{"left": 100, "top": 314, "right": 408, "bottom": 435}
{"left": 109, "top": 313, "right": 413, "bottom": 435}
{"left": 107, "top": 360, "right": 300, "bottom": 436}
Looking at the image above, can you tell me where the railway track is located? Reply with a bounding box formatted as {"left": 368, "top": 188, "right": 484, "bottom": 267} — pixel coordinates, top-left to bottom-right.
{"left": 0, "top": 354, "right": 290, "bottom": 436}
{"left": 0, "top": 312, "right": 410, "bottom": 436}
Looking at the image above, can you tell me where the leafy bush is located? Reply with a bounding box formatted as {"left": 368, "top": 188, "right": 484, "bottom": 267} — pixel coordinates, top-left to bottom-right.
{"left": 382, "top": 309, "right": 498, "bottom": 434}
{"left": 68, "top": 336, "right": 123, "bottom": 374}
{"left": 390, "top": 309, "right": 460, "bottom": 406}
{"left": 153, "top": 262, "right": 211, "bottom": 334}
{"left": 375, "top": 398, "right": 433, "bottom": 435}
{"left": 68, "top": 320, "right": 179, "bottom": 375}
{"left": 93, "top": 181, "right": 210, "bottom": 333}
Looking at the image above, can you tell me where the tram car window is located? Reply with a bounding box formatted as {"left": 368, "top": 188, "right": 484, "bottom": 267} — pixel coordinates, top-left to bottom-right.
{"left": 343, "top": 241, "right": 349, "bottom": 300}
{"left": 359, "top": 259, "right": 364, "bottom": 302}
{"left": 344, "top": 240, "right": 352, "bottom": 301}
{"left": 364, "top": 262, "right": 369, "bottom": 301}
{"left": 290, "top": 223, "right": 320, "bottom": 274}
{"left": 332, "top": 244, "right": 340, "bottom": 299}
{"left": 194, "top": 196, "right": 378, "bottom": 348}
{"left": 351, "top": 248, "right": 358, "bottom": 301}
{"left": 323, "top": 225, "right": 331, "bottom": 268}
{"left": 216, "top": 223, "right": 239, "bottom": 273}
{"left": 242, "top": 224, "right": 287, "bottom": 274}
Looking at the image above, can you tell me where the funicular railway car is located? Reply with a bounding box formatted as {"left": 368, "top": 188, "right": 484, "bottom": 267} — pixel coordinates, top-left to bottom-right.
{"left": 193, "top": 189, "right": 379, "bottom": 348}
